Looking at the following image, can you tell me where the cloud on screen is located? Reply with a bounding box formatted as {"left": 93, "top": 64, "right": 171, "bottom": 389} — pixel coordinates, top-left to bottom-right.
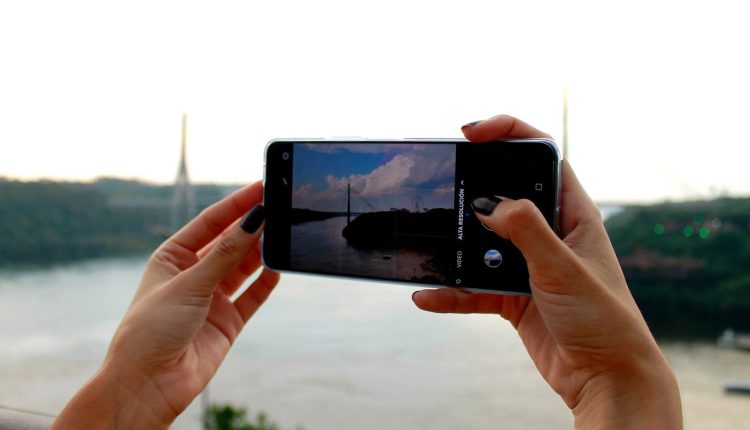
{"left": 303, "top": 143, "right": 409, "bottom": 154}
{"left": 294, "top": 144, "right": 455, "bottom": 212}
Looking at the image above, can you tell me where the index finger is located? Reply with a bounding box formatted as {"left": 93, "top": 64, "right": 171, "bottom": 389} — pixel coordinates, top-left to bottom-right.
{"left": 461, "top": 114, "right": 552, "bottom": 141}
{"left": 461, "top": 114, "right": 601, "bottom": 236}
{"left": 169, "top": 181, "right": 264, "bottom": 253}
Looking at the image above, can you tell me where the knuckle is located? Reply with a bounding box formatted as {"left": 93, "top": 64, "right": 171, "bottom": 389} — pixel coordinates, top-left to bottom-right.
{"left": 446, "top": 289, "right": 459, "bottom": 313}
{"left": 586, "top": 205, "right": 604, "bottom": 223}
{"left": 499, "top": 114, "right": 518, "bottom": 130}
{"left": 569, "top": 257, "right": 592, "bottom": 280}
{"left": 213, "top": 236, "right": 241, "bottom": 258}
{"left": 262, "top": 269, "right": 281, "bottom": 288}
{"left": 150, "top": 245, "right": 181, "bottom": 269}
{"left": 149, "top": 247, "right": 166, "bottom": 263}
{"left": 200, "top": 207, "right": 225, "bottom": 235}
{"left": 246, "top": 287, "right": 264, "bottom": 308}
{"left": 506, "top": 199, "right": 539, "bottom": 225}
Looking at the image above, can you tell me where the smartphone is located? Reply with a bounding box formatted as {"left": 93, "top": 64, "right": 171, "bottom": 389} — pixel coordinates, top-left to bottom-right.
{"left": 263, "top": 138, "right": 561, "bottom": 295}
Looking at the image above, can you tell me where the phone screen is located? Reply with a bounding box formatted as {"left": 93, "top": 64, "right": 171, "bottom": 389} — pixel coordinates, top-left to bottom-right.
{"left": 263, "top": 139, "right": 560, "bottom": 295}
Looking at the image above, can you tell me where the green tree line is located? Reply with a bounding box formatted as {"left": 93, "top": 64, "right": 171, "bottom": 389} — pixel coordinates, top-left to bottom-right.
{"left": 605, "top": 198, "right": 750, "bottom": 337}
{"left": 2, "top": 178, "right": 748, "bottom": 337}
{"left": 0, "top": 178, "right": 237, "bottom": 267}
{"left": 204, "top": 403, "right": 303, "bottom": 430}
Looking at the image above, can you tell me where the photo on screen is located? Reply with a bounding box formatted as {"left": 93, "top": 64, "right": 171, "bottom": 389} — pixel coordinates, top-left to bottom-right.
{"left": 290, "top": 143, "right": 456, "bottom": 284}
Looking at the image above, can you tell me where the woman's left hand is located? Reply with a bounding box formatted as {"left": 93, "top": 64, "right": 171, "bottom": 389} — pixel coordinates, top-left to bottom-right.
{"left": 52, "top": 181, "right": 279, "bottom": 430}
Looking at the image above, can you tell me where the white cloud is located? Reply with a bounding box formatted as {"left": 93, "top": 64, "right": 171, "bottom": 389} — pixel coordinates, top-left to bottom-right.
{"left": 434, "top": 183, "right": 454, "bottom": 195}
{"left": 293, "top": 183, "right": 313, "bottom": 199}
{"left": 294, "top": 144, "right": 455, "bottom": 211}
{"left": 323, "top": 144, "right": 454, "bottom": 198}
{"left": 303, "top": 143, "right": 405, "bottom": 154}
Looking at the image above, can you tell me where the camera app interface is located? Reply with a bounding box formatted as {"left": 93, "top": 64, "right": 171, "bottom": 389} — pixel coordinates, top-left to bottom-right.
{"left": 276, "top": 141, "right": 557, "bottom": 293}
{"left": 290, "top": 143, "right": 456, "bottom": 284}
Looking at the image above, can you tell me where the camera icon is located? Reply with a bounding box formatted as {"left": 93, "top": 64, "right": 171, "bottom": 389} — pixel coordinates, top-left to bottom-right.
{"left": 484, "top": 249, "right": 503, "bottom": 268}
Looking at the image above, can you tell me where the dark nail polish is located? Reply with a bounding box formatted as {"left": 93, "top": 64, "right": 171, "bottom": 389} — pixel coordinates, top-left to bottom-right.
{"left": 471, "top": 196, "right": 501, "bottom": 216}
{"left": 241, "top": 204, "right": 265, "bottom": 233}
{"left": 461, "top": 120, "right": 483, "bottom": 129}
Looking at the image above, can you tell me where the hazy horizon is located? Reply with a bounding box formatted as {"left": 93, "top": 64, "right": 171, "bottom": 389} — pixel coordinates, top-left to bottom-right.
{"left": 2, "top": 1, "right": 750, "bottom": 204}
{"left": 3, "top": 173, "right": 749, "bottom": 206}
{"left": 0, "top": 174, "right": 246, "bottom": 187}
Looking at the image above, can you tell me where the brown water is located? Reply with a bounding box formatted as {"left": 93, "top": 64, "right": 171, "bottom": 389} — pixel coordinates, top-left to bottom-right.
{"left": 0, "top": 258, "right": 748, "bottom": 429}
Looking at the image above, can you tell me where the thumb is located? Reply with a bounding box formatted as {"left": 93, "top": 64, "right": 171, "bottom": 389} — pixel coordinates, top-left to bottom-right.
{"left": 471, "top": 196, "right": 582, "bottom": 295}
{"left": 179, "top": 204, "right": 265, "bottom": 297}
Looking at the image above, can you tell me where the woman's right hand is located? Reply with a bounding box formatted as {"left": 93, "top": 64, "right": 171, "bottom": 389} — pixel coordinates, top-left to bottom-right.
{"left": 412, "top": 115, "right": 682, "bottom": 429}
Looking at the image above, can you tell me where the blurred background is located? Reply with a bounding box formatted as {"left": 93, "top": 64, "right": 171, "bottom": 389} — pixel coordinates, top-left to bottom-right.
{"left": 1, "top": 1, "right": 749, "bottom": 429}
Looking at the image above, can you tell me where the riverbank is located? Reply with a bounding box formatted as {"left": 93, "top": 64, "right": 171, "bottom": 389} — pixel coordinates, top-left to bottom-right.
{"left": 0, "top": 178, "right": 239, "bottom": 267}
{"left": 605, "top": 197, "right": 750, "bottom": 337}
{"left": 2, "top": 177, "right": 749, "bottom": 338}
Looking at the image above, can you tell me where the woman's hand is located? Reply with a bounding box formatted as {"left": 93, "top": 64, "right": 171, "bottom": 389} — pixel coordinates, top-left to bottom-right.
{"left": 52, "top": 181, "right": 279, "bottom": 430}
{"left": 412, "top": 115, "right": 682, "bottom": 429}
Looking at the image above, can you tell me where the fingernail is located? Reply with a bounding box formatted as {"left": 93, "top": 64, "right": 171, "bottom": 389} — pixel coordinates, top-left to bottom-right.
{"left": 461, "top": 120, "right": 483, "bottom": 129}
{"left": 412, "top": 291, "right": 423, "bottom": 301}
{"left": 471, "top": 196, "right": 502, "bottom": 216}
{"left": 241, "top": 204, "right": 265, "bottom": 233}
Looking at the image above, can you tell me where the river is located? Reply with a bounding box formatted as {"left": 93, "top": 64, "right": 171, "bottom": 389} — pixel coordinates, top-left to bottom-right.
{"left": 1, "top": 257, "right": 748, "bottom": 429}
{"left": 291, "top": 216, "right": 449, "bottom": 283}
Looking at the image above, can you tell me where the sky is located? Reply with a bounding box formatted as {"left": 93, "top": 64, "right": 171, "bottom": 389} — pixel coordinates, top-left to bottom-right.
{"left": 1, "top": 0, "right": 749, "bottom": 203}
{"left": 292, "top": 143, "right": 455, "bottom": 212}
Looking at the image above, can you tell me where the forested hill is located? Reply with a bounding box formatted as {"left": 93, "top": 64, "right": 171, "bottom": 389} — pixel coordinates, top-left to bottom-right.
{"left": 0, "top": 178, "right": 239, "bottom": 267}
{"left": 2, "top": 178, "right": 748, "bottom": 337}
{"left": 606, "top": 198, "right": 750, "bottom": 337}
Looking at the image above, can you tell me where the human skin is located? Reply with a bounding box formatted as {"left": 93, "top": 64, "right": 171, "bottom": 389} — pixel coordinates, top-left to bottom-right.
{"left": 51, "top": 116, "right": 682, "bottom": 429}
{"left": 412, "top": 115, "right": 683, "bottom": 429}
{"left": 51, "top": 182, "right": 278, "bottom": 429}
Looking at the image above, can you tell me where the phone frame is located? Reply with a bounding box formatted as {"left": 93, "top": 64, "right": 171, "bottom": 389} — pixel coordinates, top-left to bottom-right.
{"left": 262, "top": 137, "right": 562, "bottom": 296}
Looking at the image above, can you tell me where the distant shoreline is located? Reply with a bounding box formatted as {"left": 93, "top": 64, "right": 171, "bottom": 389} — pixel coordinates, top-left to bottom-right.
{"left": 2, "top": 177, "right": 749, "bottom": 339}
{"left": 0, "top": 178, "right": 238, "bottom": 267}
{"left": 291, "top": 208, "right": 354, "bottom": 224}
{"left": 0, "top": 175, "right": 246, "bottom": 188}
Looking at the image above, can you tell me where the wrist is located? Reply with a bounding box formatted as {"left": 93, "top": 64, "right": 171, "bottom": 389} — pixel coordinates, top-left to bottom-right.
{"left": 51, "top": 361, "right": 175, "bottom": 430}
{"left": 573, "top": 351, "right": 682, "bottom": 430}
